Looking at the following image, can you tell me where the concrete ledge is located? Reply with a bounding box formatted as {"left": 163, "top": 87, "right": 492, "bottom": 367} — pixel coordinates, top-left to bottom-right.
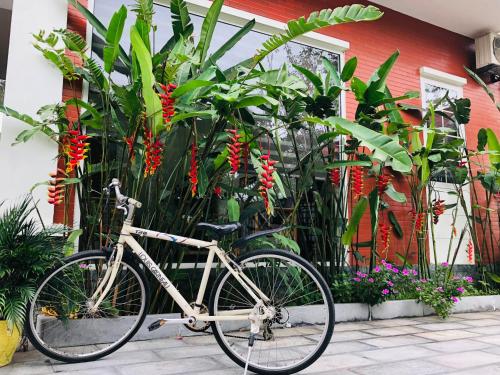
{"left": 452, "top": 295, "right": 500, "bottom": 313}
{"left": 371, "top": 299, "right": 423, "bottom": 320}
{"left": 335, "top": 303, "right": 369, "bottom": 322}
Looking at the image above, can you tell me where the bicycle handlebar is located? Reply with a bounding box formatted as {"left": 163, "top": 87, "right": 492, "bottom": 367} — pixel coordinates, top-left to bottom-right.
{"left": 109, "top": 178, "right": 142, "bottom": 208}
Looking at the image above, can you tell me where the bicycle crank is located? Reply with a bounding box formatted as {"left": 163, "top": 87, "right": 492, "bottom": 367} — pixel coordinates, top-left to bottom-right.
{"left": 148, "top": 317, "right": 195, "bottom": 332}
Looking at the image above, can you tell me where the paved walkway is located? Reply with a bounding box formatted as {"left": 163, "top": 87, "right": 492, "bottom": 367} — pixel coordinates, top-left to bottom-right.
{"left": 4, "top": 311, "right": 500, "bottom": 375}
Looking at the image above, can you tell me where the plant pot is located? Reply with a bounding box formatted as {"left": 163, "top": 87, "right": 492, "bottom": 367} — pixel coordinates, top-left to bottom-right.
{"left": 0, "top": 321, "right": 21, "bottom": 367}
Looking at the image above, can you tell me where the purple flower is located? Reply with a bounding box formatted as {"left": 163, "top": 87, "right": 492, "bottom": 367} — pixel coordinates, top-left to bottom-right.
{"left": 381, "top": 259, "right": 387, "bottom": 265}
{"left": 456, "top": 287, "right": 465, "bottom": 293}
{"left": 451, "top": 296, "right": 459, "bottom": 303}
{"left": 464, "top": 276, "right": 473, "bottom": 283}
{"left": 387, "top": 281, "right": 394, "bottom": 287}
{"left": 381, "top": 289, "right": 390, "bottom": 295}
{"left": 436, "top": 286, "right": 444, "bottom": 293}
{"left": 412, "top": 269, "right": 418, "bottom": 276}
{"left": 416, "top": 287, "right": 422, "bottom": 291}
{"left": 374, "top": 266, "right": 381, "bottom": 273}
{"left": 420, "top": 278, "right": 428, "bottom": 283}
{"left": 385, "top": 263, "right": 393, "bottom": 270}
{"left": 353, "top": 277, "right": 361, "bottom": 282}
{"left": 402, "top": 269, "right": 410, "bottom": 276}
{"left": 441, "top": 262, "right": 449, "bottom": 267}
{"left": 356, "top": 271, "right": 363, "bottom": 277}
{"left": 368, "top": 278, "right": 374, "bottom": 283}
{"left": 361, "top": 273, "right": 367, "bottom": 278}
{"left": 392, "top": 268, "right": 399, "bottom": 274}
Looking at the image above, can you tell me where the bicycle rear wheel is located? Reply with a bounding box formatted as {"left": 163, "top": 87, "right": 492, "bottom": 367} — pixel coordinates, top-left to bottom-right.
{"left": 209, "top": 249, "right": 334, "bottom": 375}
{"left": 25, "top": 250, "right": 149, "bottom": 362}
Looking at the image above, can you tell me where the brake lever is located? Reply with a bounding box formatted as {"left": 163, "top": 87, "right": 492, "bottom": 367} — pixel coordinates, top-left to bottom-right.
{"left": 116, "top": 204, "right": 128, "bottom": 216}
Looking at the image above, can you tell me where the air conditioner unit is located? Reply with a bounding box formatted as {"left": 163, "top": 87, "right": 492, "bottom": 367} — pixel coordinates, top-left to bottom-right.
{"left": 475, "top": 32, "right": 500, "bottom": 84}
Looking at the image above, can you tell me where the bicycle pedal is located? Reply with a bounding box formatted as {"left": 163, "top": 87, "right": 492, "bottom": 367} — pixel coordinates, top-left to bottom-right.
{"left": 148, "top": 319, "right": 167, "bottom": 331}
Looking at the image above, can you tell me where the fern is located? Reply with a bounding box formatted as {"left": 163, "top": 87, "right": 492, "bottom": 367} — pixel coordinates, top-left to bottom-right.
{"left": 84, "top": 58, "right": 108, "bottom": 91}
{"left": 132, "top": 0, "right": 154, "bottom": 26}
{"left": 56, "top": 29, "right": 88, "bottom": 57}
{"left": 254, "top": 4, "right": 383, "bottom": 64}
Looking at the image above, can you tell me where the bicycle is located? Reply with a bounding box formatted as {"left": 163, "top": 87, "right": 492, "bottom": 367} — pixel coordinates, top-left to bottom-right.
{"left": 25, "top": 179, "right": 335, "bottom": 374}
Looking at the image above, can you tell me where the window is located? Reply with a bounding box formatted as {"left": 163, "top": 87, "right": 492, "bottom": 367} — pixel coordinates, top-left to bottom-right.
{"left": 420, "top": 67, "right": 466, "bottom": 183}
{"left": 0, "top": 0, "right": 13, "bottom": 105}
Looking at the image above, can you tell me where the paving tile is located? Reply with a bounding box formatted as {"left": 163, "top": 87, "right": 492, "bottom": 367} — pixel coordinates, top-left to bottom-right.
{"left": 117, "top": 357, "right": 221, "bottom": 375}
{"left": 417, "top": 322, "right": 470, "bottom": 331}
{"left": 329, "top": 330, "right": 376, "bottom": 342}
{"left": 472, "top": 334, "right": 500, "bottom": 345}
{"left": 358, "top": 345, "right": 439, "bottom": 362}
{"left": 155, "top": 344, "right": 224, "bottom": 359}
{"left": 415, "top": 316, "right": 464, "bottom": 323}
{"left": 104, "top": 338, "right": 189, "bottom": 353}
{"left": 464, "top": 325, "right": 500, "bottom": 335}
{"left": 361, "top": 335, "right": 432, "bottom": 348}
{"left": 452, "top": 313, "right": 498, "bottom": 320}
{"left": 334, "top": 322, "right": 374, "bottom": 332}
{"left": 350, "top": 358, "right": 451, "bottom": 375}
{"left": 322, "top": 340, "right": 375, "bottom": 355}
{"left": 421, "top": 338, "right": 490, "bottom": 353}
{"left": 363, "top": 325, "right": 423, "bottom": 336}
{"left": 366, "top": 318, "right": 422, "bottom": 327}
{"left": 427, "top": 350, "right": 500, "bottom": 369}
{"left": 0, "top": 361, "right": 54, "bottom": 375}
{"left": 415, "top": 329, "right": 479, "bottom": 341}
{"left": 445, "top": 364, "right": 500, "bottom": 375}
{"left": 459, "top": 319, "right": 500, "bottom": 327}
{"left": 301, "top": 353, "right": 377, "bottom": 373}
{"left": 50, "top": 369, "right": 120, "bottom": 375}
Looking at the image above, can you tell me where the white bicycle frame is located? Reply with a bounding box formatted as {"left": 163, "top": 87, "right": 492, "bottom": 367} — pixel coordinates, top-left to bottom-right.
{"left": 92, "top": 220, "right": 271, "bottom": 323}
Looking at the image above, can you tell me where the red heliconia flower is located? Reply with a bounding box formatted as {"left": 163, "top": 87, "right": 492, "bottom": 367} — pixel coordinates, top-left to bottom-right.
{"left": 214, "top": 186, "right": 223, "bottom": 199}
{"left": 379, "top": 221, "right": 391, "bottom": 252}
{"left": 159, "top": 83, "right": 177, "bottom": 127}
{"left": 377, "top": 174, "right": 391, "bottom": 197}
{"left": 457, "top": 160, "right": 467, "bottom": 168}
{"left": 330, "top": 168, "right": 341, "bottom": 187}
{"left": 189, "top": 143, "right": 198, "bottom": 197}
{"left": 410, "top": 210, "right": 426, "bottom": 233}
{"left": 259, "top": 152, "right": 277, "bottom": 215}
{"left": 432, "top": 199, "right": 445, "bottom": 224}
{"left": 47, "top": 170, "right": 65, "bottom": 205}
{"left": 65, "top": 129, "right": 90, "bottom": 173}
{"left": 226, "top": 129, "right": 242, "bottom": 174}
{"left": 351, "top": 166, "right": 364, "bottom": 199}
{"left": 124, "top": 135, "right": 135, "bottom": 161}
{"left": 466, "top": 238, "right": 474, "bottom": 263}
{"left": 143, "top": 126, "right": 163, "bottom": 177}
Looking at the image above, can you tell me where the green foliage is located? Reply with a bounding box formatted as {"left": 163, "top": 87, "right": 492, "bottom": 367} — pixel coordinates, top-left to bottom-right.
{"left": 0, "top": 198, "right": 64, "bottom": 329}
{"left": 103, "top": 5, "right": 127, "bottom": 73}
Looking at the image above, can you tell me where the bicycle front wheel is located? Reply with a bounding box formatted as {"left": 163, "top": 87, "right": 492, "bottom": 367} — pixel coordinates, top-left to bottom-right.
{"left": 209, "top": 249, "right": 334, "bottom": 375}
{"left": 25, "top": 250, "right": 149, "bottom": 362}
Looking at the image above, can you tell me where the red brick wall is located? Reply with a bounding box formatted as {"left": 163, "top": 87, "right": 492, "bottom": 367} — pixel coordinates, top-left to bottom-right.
{"left": 225, "top": 0, "right": 500, "bottom": 264}
{"left": 54, "top": 0, "right": 88, "bottom": 225}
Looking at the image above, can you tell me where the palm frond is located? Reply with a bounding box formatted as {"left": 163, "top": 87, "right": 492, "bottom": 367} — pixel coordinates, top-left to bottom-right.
{"left": 254, "top": 4, "right": 382, "bottom": 64}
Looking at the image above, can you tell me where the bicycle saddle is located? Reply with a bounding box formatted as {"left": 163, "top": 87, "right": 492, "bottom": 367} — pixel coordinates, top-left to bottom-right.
{"left": 196, "top": 222, "right": 241, "bottom": 239}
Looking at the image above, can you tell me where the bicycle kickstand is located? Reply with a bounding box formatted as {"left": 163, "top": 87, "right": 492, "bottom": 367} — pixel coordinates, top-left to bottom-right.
{"left": 243, "top": 333, "right": 255, "bottom": 375}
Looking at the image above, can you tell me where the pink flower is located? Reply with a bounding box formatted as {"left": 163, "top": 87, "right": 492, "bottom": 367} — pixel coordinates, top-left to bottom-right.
{"left": 456, "top": 287, "right": 465, "bottom": 293}
{"left": 381, "top": 259, "right": 387, "bottom": 265}
{"left": 441, "top": 262, "right": 449, "bottom": 267}
{"left": 353, "top": 277, "right": 361, "bottom": 282}
{"left": 402, "top": 269, "right": 410, "bottom": 276}
{"left": 436, "top": 287, "right": 444, "bottom": 293}
{"left": 464, "top": 276, "right": 473, "bottom": 283}
{"left": 392, "top": 268, "right": 399, "bottom": 274}
{"left": 416, "top": 287, "right": 422, "bottom": 291}
{"left": 356, "top": 271, "right": 363, "bottom": 276}
{"left": 385, "top": 263, "right": 393, "bottom": 270}
{"left": 451, "top": 296, "right": 459, "bottom": 303}
{"left": 368, "top": 278, "right": 374, "bottom": 283}
{"left": 387, "top": 281, "right": 394, "bottom": 287}
{"left": 420, "top": 278, "right": 428, "bottom": 283}
{"left": 412, "top": 269, "right": 418, "bottom": 276}
{"left": 381, "top": 289, "right": 390, "bottom": 295}
{"left": 374, "top": 266, "right": 381, "bottom": 273}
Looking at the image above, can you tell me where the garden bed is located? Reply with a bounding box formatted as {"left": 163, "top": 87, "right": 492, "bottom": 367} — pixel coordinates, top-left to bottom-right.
{"left": 36, "top": 295, "right": 500, "bottom": 346}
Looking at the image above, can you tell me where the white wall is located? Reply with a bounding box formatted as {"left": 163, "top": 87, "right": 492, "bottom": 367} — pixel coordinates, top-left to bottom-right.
{"left": 0, "top": 0, "right": 68, "bottom": 224}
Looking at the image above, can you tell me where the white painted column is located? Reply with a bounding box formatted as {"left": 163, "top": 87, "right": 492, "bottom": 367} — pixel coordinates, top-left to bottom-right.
{"left": 0, "top": 0, "right": 68, "bottom": 224}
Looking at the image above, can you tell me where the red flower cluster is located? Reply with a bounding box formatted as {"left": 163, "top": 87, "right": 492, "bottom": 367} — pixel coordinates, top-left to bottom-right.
{"left": 466, "top": 239, "right": 474, "bottom": 263}
{"left": 214, "top": 186, "right": 223, "bottom": 199}
{"left": 143, "top": 126, "right": 163, "bottom": 177}
{"left": 226, "top": 129, "right": 242, "bottom": 174}
{"left": 66, "top": 129, "right": 90, "bottom": 173}
{"left": 432, "top": 199, "right": 445, "bottom": 224}
{"left": 47, "top": 170, "right": 64, "bottom": 205}
{"left": 379, "top": 222, "right": 391, "bottom": 252}
{"left": 377, "top": 174, "right": 391, "bottom": 197}
{"left": 411, "top": 210, "right": 426, "bottom": 233}
{"left": 189, "top": 143, "right": 198, "bottom": 197}
{"left": 159, "top": 83, "right": 176, "bottom": 127}
{"left": 330, "top": 168, "right": 341, "bottom": 187}
{"left": 351, "top": 166, "right": 364, "bottom": 199}
{"left": 124, "top": 136, "right": 135, "bottom": 161}
{"left": 259, "top": 152, "right": 277, "bottom": 215}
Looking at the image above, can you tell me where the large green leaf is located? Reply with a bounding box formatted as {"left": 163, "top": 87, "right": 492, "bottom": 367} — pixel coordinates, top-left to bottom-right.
{"left": 204, "top": 19, "right": 255, "bottom": 69}
{"left": 171, "top": 0, "right": 192, "bottom": 40}
{"left": 68, "top": 0, "right": 130, "bottom": 69}
{"left": 130, "top": 25, "right": 163, "bottom": 134}
{"left": 293, "top": 64, "right": 323, "bottom": 94}
{"left": 341, "top": 56, "right": 357, "bottom": 82}
{"left": 255, "top": 5, "right": 382, "bottom": 65}
{"left": 313, "top": 116, "right": 412, "bottom": 172}
{"left": 486, "top": 128, "right": 500, "bottom": 173}
{"left": 342, "top": 196, "right": 368, "bottom": 245}
{"left": 421, "top": 104, "right": 436, "bottom": 184}
{"left": 364, "top": 51, "right": 399, "bottom": 105}
{"left": 103, "top": 5, "right": 127, "bottom": 73}
{"left": 195, "top": 0, "right": 224, "bottom": 65}
{"left": 227, "top": 197, "right": 240, "bottom": 221}
{"left": 465, "top": 66, "right": 500, "bottom": 112}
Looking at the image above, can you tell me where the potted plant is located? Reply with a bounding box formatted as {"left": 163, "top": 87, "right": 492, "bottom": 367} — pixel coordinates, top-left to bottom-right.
{"left": 0, "top": 198, "right": 63, "bottom": 366}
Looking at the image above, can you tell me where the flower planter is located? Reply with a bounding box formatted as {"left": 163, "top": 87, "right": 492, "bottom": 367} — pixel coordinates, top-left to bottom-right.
{"left": 0, "top": 321, "right": 21, "bottom": 367}
{"left": 371, "top": 299, "right": 423, "bottom": 319}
